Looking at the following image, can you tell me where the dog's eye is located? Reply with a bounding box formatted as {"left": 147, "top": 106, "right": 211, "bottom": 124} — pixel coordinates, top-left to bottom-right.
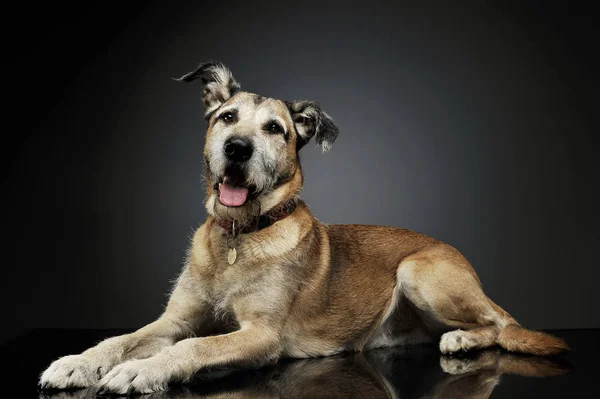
{"left": 221, "top": 112, "right": 234, "bottom": 123}
{"left": 267, "top": 122, "right": 283, "bottom": 134}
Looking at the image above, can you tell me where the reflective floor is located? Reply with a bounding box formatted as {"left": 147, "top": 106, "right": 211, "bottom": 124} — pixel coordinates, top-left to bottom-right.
{"left": 1, "top": 329, "right": 596, "bottom": 398}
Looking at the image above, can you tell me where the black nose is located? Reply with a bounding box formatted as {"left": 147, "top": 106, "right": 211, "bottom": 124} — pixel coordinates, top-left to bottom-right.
{"left": 224, "top": 137, "right": 253, "bottom": 162}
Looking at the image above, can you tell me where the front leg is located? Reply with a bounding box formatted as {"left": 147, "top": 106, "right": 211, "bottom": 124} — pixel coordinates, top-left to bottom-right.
{"left": 97, "top": 321, "right": 281, "bottom": 395}
{"left": 39, "top": 267, "right": 210, "bottom": 390}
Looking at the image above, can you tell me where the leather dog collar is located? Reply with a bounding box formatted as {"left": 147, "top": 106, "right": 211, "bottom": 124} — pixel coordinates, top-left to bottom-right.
{"left": 215, "top": 198, "right": 298, "bottom": 235}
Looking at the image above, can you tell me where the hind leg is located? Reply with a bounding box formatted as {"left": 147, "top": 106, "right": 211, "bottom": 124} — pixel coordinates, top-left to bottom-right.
{"left": 397, "top": 245, "right": 514, "bottom": 354}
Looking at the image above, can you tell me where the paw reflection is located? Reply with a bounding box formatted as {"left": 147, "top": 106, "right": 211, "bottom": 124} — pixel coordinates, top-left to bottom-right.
{"left": 440, "top": 349, "right": 500, "bottom": 375}
{"left": 39, "top": 347, "right": 570, "bottom": 399}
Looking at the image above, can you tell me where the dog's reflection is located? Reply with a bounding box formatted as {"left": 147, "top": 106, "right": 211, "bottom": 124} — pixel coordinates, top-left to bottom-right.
{"left": 40, "top": 347, "right": 569, "bottom": 399}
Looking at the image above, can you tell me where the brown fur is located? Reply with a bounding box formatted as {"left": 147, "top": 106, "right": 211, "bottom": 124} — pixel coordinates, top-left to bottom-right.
{"left": 498, "top": 325, "right": 570, "bottom": 356}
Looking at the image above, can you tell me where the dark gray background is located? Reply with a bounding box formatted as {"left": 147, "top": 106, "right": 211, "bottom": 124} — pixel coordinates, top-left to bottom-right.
{"left": 3, "top": 1, "right": 598, "bottom": 344}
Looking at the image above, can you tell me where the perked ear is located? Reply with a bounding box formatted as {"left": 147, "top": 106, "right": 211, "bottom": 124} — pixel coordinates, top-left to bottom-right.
{"left": 285, "top": 100, "right": 339, "bottom": 152}
{"left": 173, "top": 61, "right": 241, "bottom": 118}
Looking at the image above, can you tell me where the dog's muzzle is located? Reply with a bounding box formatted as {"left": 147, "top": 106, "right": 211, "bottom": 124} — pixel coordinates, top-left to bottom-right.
{"left": 217, "top": 136, "right": 255, "bottom": 207}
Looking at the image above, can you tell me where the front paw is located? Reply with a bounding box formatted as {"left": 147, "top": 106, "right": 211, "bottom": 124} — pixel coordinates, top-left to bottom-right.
{"left": 97, "top": 358, "right": 171, "bottom": 395}
{"left": 39, "top": 355, "right": 110, "bottom": 390}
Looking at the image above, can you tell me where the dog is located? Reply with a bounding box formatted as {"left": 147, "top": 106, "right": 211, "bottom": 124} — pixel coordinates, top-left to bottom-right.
{"left": 39, "top": 61, "right": 569, "bottom": 395}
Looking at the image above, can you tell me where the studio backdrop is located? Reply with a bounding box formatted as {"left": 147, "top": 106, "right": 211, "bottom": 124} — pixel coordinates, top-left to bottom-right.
{"left": 3, "top": 1, "right": 598, "bottom": 344}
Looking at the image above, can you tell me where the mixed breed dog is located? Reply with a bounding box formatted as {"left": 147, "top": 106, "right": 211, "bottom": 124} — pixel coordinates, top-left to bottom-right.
{"left": 40, "top": 62, "right": 568, "bottom": 395}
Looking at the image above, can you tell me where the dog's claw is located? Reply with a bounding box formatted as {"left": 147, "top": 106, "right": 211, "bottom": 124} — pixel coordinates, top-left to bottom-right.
{"left": 127, "top": 385, "right": 137, "bottom": 396}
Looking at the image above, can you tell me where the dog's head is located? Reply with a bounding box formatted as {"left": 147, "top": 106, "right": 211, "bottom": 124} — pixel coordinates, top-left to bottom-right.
{"left": 175, "top": 61, "right": 339, "bottom": 222}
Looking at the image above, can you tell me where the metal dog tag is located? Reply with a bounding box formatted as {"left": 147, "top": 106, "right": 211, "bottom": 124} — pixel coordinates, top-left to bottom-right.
{"left": 228, "top": 248, "right": 237, "bottom": 265}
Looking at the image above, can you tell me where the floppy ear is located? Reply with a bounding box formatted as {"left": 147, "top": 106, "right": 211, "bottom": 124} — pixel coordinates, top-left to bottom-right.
{"left": 285, "top": 100, "right": 339, "bottom": 152}
{"left": 173, "top": 61, "right": 241, "bottom": 118}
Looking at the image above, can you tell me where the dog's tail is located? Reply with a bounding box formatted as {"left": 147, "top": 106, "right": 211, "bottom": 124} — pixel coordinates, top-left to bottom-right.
{"left": 497, "top": 324, "right": 569, "bottom": 356}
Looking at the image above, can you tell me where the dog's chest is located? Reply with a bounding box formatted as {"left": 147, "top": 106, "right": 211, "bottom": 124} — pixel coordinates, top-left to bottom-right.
{"left": 210, "top": 263, "right": 261, "bottom": 309}
{"left": 190, "top": 222, "right": 302, "bottom": 321}
{"left": 199, "top": 255, "right": 291, "bottom": 322}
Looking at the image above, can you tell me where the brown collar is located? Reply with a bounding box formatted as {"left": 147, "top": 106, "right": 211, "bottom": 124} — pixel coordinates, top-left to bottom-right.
{"left": 215, "top": 198, "right": 298, "bottom": 235}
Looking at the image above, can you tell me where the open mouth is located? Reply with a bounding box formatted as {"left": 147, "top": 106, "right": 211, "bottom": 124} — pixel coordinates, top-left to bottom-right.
{"left": 215, "top": 167, "right": 257, "bottom": 207}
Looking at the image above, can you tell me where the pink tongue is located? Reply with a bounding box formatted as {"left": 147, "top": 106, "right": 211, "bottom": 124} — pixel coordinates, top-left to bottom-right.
{"left": 219, "top": 181, "right": 249, "bottom": 207}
